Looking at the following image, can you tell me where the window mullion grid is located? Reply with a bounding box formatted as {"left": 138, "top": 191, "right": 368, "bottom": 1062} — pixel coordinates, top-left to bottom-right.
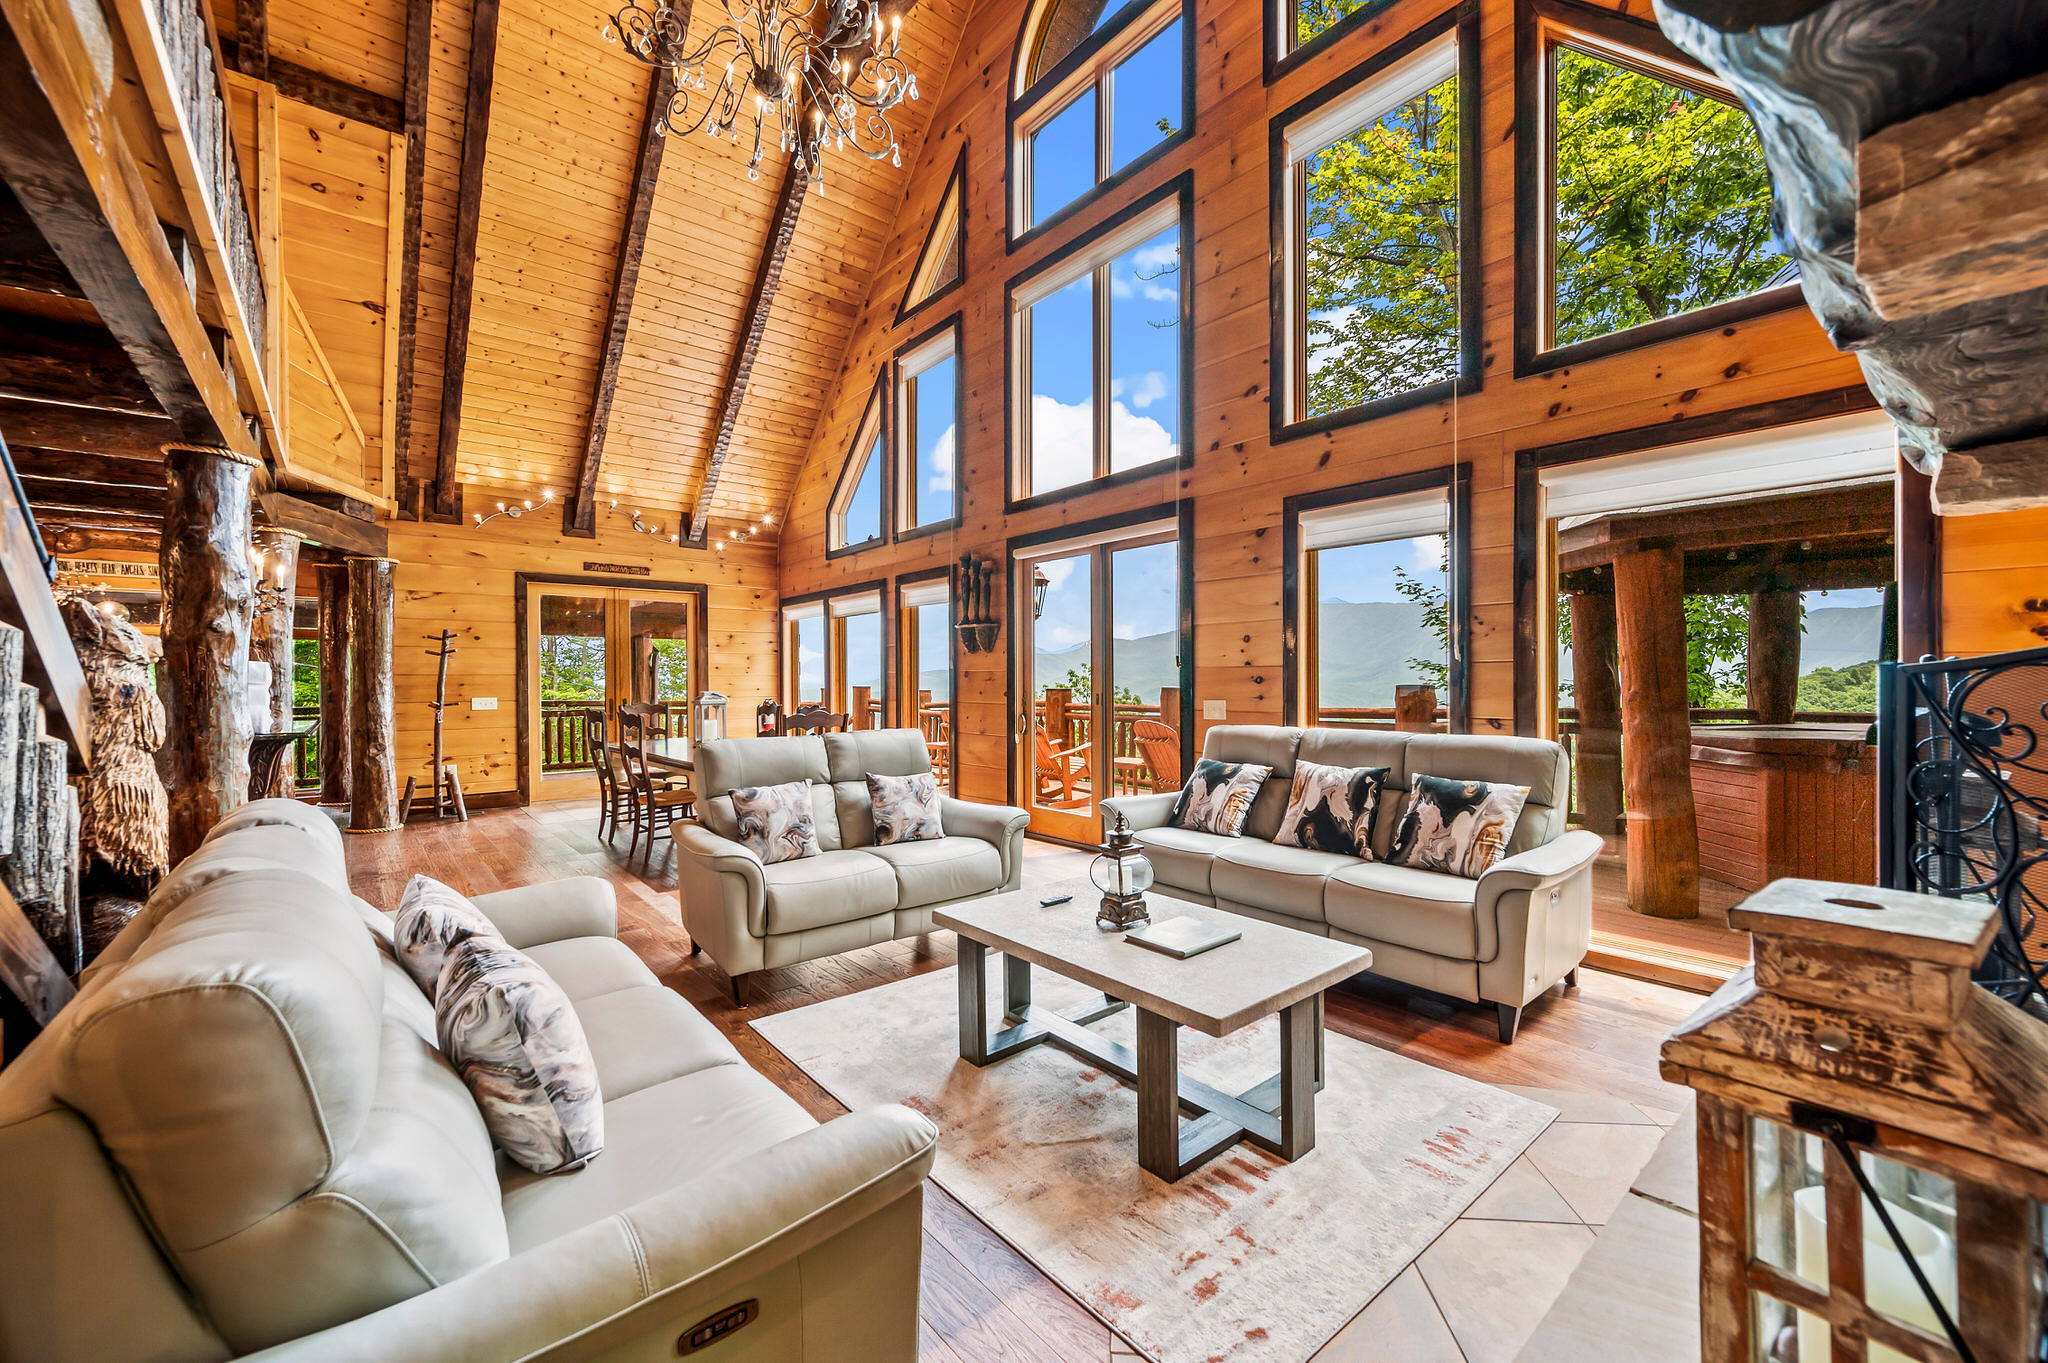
{"left": 1542, "top": 36, "right": 1560, "bottom": 354}
{"left": 1097, "top": 66, "right": 1113, "bottom": 185}
{"left": 1292, "top": 160, "right": 1308, "bottom": 425}
{"left": 1094, "top": 260, "right": 1112, "bottom": 480}
{"left": 902, "top": 371, "right": 918, "bottom": 529}
{"left": 1019, "top": 305, "right": 1034, "bottom": 497}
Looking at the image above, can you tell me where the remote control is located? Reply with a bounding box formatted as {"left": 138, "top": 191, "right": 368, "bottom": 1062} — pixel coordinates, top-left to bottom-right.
{"left": 1039, "top": 893, "right": 1073, "bottom": 907}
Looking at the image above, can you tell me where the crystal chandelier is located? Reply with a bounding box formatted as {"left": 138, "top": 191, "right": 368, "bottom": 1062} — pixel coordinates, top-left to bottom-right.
{"left": 602, "top": 0, "right": 918, "bottom": 191}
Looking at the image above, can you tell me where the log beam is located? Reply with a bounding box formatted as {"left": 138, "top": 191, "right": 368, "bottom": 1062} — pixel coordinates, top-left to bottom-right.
{"left": 21, "top": 478, "right": 166, "bottom": 519}
{"left": 315, "top": 562, "right": 351, "bottom": 804}
{"left": 0, "top": 182, "right": 82, "bottom": 298}
{"left": 346, "top": 556, "right": 398, "bottom": 831}
{"left": 0, "top": 397, "right": 175, "bottom": 457}
{"left": 428, "top": 0, "right": 502, "bottom": 521}
{"left": 1745, "top": 588, "right": 1802, "bottom": 725}
{"left": 1612, "top": 544, "right": 1699, "bottom": 919}
{"left": 159, "top": 446, "right": 256, "bottom": 864}
{"left": 0, "top": 313, "right": 160, "bottom": 414}
{"left": 221, "top": 44, "right": 405, "bottom": 134}
{"left": 392, "top": 0, "right": 432, "bottom": 511}
{"left": 1932, "top": 435, "right": 2048, "bottom": 515}
{"left": 564, "top": 67, "right": 675, "bottom": 537}
{"left": 233, "top": 0, "right": 268, "bottom": 79}
{"left": 8, "top": 448, "right": 164, "bottom": 487}
{"left": 249, "top": 527, "right": 300, "bottom": 796}
{"left": 258, "top": 490, "right": 388, "bottom": 556}
{"left": 687, "top": 158, "right": 808, "bottom": 544}
{"left": 1568, "top": 590, "right": 1623, "bottom": 837}
{"left": 47, "top": 525, "right": 160, "bottom": 554}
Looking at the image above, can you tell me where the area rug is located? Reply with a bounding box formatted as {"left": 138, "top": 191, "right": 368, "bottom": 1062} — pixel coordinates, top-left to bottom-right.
{"left": 752, "top": 967, "right": 1557, "bottom": 1363}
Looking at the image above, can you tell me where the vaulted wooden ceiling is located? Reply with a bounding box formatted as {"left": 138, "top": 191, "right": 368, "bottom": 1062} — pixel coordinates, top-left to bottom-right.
{"left": 209, "top": 0, "right": 969, "bottom": 540}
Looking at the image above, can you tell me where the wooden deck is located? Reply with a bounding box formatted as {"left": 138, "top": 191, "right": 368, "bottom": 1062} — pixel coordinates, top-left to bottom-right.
{"left": 1585, "top": 835, "right": 1756, "bottom": 988}
{"left": 340, "top": 801, "right": 1707, "bottom": 1363}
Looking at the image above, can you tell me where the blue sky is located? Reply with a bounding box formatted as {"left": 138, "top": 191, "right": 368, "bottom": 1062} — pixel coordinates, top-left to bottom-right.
{"left": 1030, "top": 538, "right": 1179, "bottom": 701}
{"left": 910, "top": 355, "right": 956, "bottom": 528}
{"left": 1029, "top": 20, "right": 1181, "bottom": 228}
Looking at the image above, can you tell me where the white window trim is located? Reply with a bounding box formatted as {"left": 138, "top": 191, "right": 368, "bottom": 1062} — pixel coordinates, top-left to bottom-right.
{"left": 896, "top": 330, "right": 958, "bottom": 532}
{"left": 1010, "top": 515, "right": 1177, "bottom": 564}
{"left": 828, "top": 395, "right": 886, "bottom": 551}
{"left": 901, "top": 578, "right": 951, "bottom": 610}
{"left": 1278, "top": 30, "right": 1460, "bottom": 430}
{"left": 829, "top": 591, "right": 884, "bottom": 618}
{"left": 784, "top": 601, "right": 825, "bottom": 624}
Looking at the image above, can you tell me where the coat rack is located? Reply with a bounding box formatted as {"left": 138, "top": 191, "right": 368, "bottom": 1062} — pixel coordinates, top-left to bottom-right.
{"left": 400, "top": 632, "right": 467, "bottom": 822}
{"left": 955, "top": 555, "right": 1000, "bottom": 654}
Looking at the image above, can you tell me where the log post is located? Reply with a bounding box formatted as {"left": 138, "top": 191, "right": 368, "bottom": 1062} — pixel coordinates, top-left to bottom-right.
{"left": 850, "top": 685, "right": 870, "bottom": 730}
{"left": 249, "top": 527, "right": 301, "bottom": 797}
{"left": 1159, "top": 685, "right": 1180, "bottom": 733}
{"left": 1612, "top": 545, "right": 1700, "bottom": 919}
{"left": 346, "top": 557, "right": 400, "bottom": 832}
{"left": 1746, "top": 588, "right": 1802, "bottom": 725}
{"left": 159, "top": 445, "right": 256, "bottom": 864}
{"left": 1568, "top": 589, "right": 1624, "bottom": 836}
{"left": 315, "top": 562, "right": 352, "bottom": 805}
{"left": 1394, "top": 684, "right": 1438, "bottom": 732}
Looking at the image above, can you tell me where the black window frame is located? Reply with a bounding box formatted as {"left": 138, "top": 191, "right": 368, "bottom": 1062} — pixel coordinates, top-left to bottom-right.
{"left": 824, "top": 373, "right": 891, "bottom": 560}
{"left": 893, "top": 312, "right": 968, "bottom": 541}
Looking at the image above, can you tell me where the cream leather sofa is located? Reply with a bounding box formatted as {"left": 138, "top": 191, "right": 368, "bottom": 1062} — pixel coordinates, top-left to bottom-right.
{"left": 1103, "top": 725, "right": 1603, "bottom": 1042}
{"left": 0, "top": 799, "right": 937, "bottom": 1363}
{"left": 678, "top": 729, "right": 1029, "bottom": 1002}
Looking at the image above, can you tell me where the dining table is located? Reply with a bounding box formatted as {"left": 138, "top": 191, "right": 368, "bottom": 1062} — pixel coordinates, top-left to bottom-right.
{"left": 645, "top": 735, "right": 694, "bottom": 774}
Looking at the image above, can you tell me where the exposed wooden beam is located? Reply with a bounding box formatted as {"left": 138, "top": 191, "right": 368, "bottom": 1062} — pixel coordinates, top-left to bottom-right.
{"left": 429, "top": 0, "right": 502, "bottom": 521}
{"left": 0, "top": 182, "right": 82, "bottom": 298}
{"left": 259, "top": 489, "right": 388, "bottom": 556}
{"left": 22, "top": 477, "right": 167, "bottom": 518}
{"left": 391, "top": 0, "right": 432, "bottom": 511}
{"left": 232, "top": 0, "right": 268, "bottom": 79}
{"left": 688, "top": 157, "right": 808, "bottom": 544}
{"left": 0, "top": 313, "right": 160, "bottom": 414}
{"left": 1933, "top": 435, "right": 2048, "bottom": 514}
{"left": 0, "top": 396, "right": 175, "bottom": 457}
{"left": 47, "top": 524, "right": 160, "bottom": 553}
{"left": 565, "top": 67, "right": 675, "bottom": 538}
{"left": 222, "top": 42, "right": 405, "bottom": 134}
{"left": 10, "top": 448, "right": 165, "bottom": 486}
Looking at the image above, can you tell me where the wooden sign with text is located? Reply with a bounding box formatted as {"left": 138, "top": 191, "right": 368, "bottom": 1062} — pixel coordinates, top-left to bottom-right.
{"left": 582, "top": 562, "right": 651, "bottom": 576}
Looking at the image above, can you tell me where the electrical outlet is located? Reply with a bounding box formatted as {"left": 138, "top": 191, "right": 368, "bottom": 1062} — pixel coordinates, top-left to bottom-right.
{"left": 471, "top": 697, "right": 498, "bottom": 711}
{"left": 1203, "top": 699, "right": 1226, "bottom": 721}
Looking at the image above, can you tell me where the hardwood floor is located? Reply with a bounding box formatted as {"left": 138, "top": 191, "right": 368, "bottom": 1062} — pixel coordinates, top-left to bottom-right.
{"left": 342, "top": 801, "right": 1707, "bottom": 1362}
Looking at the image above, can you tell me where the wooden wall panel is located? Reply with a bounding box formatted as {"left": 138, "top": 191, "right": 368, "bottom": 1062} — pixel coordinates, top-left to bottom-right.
{"left": 1942, "top": 505, "right": 2048, "bottom": 656}
{"left": 774, "top": 0, "right": 1877, "bottom": 808}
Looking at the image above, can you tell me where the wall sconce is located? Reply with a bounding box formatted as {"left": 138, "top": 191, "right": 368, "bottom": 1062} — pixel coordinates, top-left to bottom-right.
{"left": 714, "top": 513, "right": 774, "bottom": 553}
{"left": 956, "top": 554, "right": 999, "bottom": 653}
{"left": 473, "top": 488, "right": 554, "bottom": 528}
{"left": 610, "top": 499, "right": 681, "bottom": 544}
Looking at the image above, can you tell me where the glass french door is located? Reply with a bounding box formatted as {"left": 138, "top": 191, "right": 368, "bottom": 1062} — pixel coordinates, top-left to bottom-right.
{"left": 1018, "top": 531, "right": 1182, "bottom": 843}
{"left": 526, "top": 583, "right": 698, "bottom": 799}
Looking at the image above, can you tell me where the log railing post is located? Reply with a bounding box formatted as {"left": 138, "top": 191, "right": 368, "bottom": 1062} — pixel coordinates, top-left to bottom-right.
{"left": 1159, "top": 685, "right": 1180, "bottom": 734}
{"left": 1613, "top": 545, "right": 1700, "bottom": 918}
{"left": 346, "top": 556, "right": 399, "bottom": 832}
{"left": 159, "top": 444, "right": 257, "bottom": 864}
{"left": 1394, "top": 684, "right": 1437, "bottom": 732}
{"left": 1568, "top": 589, "right": 1624, "bottom": 837}
{"left": 315, "top": 561, "right": 352, "bottom": 805}
{"left": 249, "top": 526, "right": 302, "bottom": 797}
{"left": 1746, "top": 588, "right": 1802, "bottom": 726}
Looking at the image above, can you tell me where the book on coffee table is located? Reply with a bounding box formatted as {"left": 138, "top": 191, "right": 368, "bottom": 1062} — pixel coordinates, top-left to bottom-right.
{"left": 1124, "top": 915, "right": 1241, "bottom": 959}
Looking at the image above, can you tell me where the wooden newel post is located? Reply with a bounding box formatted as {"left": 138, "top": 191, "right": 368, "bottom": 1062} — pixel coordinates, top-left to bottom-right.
{"left": 850, "top": 686, "right": 870, "bottom": 730}
{"left": 315, "top": 563, "right": 353, "bottom": 805}
{"left": 1568, "top": 589, "right": 1624, "bottom": 836}
{"left": 1613, "top": 545, "right": 1700, "bottom": 919}
{"left": 249, "top": 527, "right": 302, "bottom": 797}
{"left": 1394, "top": 684, "right": 1437, "bottom": 732}
{"left": 1159, "top": 686, "right": 1180, "bottom": 734}
{"left": 346, "top": 557, "right": 400, "bottom": 832}
{"left": 159, "top": 445, "right": 257, "bottom": 865}
{"left": 1746, "top": 588, "right": 1802, "bottom": 725}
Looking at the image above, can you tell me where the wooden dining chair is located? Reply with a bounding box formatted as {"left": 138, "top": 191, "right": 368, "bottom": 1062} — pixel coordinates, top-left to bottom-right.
{"left": 619, "top": 707, "right": 694, "bottom": 867}
{"left": 1033, "top": 723, "right": 1091, "bottom": 806}
{"left": 1131, "top": 719, "right": 1182, "bottom": 794}
{"left": 780, "top": 704, "right": 849, "bottom": 735}
{"left": 584, "top": 708, "right": 633, "bottom": 843}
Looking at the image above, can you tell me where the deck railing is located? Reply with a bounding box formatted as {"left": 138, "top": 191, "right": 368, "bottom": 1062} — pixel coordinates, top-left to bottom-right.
{"left": 539, "top": 700, "right": 688, "bottom": 772}
{"left": 1033, "top": 694, "right": 1182, "bottom": 797}
{"left": 291, "top": 705, "right": 319, "bottom": 791}
{"left": 1313, "top": 705, "right": 1449, "bottom": 731}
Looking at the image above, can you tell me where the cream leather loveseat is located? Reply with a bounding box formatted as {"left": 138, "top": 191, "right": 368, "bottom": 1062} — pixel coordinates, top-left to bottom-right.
{"left": 1104, "top": 725, "right": 1603, "bottom": 1042}
{"left": 678, "top": 729, "right": 1029, "bottom": 1001}
{"left": 0, "top": 799, "right": 937, "bottom": 1363}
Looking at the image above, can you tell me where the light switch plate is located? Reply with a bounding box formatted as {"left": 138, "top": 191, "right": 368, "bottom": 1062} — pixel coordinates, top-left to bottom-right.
{"left": 471, "top": 697, "right": 498, "bottom": 711}
{"left": 1203, "top": 699, "right": 1226, "bottom": 720}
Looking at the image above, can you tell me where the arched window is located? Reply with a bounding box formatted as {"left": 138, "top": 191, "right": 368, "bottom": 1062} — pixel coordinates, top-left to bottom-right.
{"left": 1011, "top": 0, "right": 1188, "bottom": 239}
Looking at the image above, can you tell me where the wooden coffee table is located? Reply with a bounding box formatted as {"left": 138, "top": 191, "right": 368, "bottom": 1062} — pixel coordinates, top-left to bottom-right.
{"left": 934, "top": 880, "right": 1372, "bottom": 1182}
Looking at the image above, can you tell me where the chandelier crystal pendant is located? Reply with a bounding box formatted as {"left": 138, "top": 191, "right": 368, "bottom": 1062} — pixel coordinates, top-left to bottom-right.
{"left": 602, "top": 0, "right": 918, "bottom": 191}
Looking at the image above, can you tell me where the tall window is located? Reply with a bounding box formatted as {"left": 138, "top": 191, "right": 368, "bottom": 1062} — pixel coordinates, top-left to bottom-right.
{"left": 832, "top": 594, "right": 886, "bottom": 728}
{"left": 1284, "top": 0, "right": 1385, "bottom": 54}
{"left": 785, "top": 603, "right": 826, "bottom": 706}
{"left": 1016, "top": 0, "right": 1185, "bottom": 233}
{"left": 1013, "top": 193, "right": 1184, "bottom": 499}
{"left": 1278, "top": 24, "right": 1473, "bottom": 430}
{"left": 899, "top": 576, "right": 954, "bottom": 784}
{"left": 829, "top": 388, "right": 886, "bottom": 553}
{"left": 896, "top": 325, "right": 960, "bottom": 534}
{"left": 1529, "top": 7, "right": 1792, "bottom": 362}
{"left": 1296, "top": 487, "right": 1452, "bottom": 727}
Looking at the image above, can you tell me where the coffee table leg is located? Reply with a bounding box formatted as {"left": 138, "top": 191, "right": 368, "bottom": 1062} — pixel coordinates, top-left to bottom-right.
{"left": 1315, "top": 990, "right": 1326, "bottom": 1093}
{"left": 1003, "top": 953, "right": 1032, "bottom": 1022}
{"left": 957, "top": 935, "right": 989, "bottom": 1064}
{"left": 1278, "top": 997, "right": 1318, "bottom": 1160}
{"left": 1136, "top": 1009, "right": 1180, "bottom": 1180}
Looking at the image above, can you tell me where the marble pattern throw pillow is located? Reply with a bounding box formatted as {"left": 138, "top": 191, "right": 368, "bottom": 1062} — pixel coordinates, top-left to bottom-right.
{"left": 867, "top": 771, "right": 943, "bottom": 846}
{"left": 1169, "top": 759, "right": 1273, "bottom": 838}
{"left": 436, "top": 935, "right": 604, "bottom": 1174}
{"left": 1275, "top": 761, "right": 1390, "bottom": 858}
{"left": 731, "top": 779, "right": 822, "bottom": 864}
{"left": 1388, "top": 774, "right": 1531, "bottom": 879}
{"left": 392, "top": 873, "right": 504, "bottom": 999}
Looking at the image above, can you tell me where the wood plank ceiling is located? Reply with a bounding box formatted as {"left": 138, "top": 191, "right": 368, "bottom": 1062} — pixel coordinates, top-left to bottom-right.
{"left": 209, "top": 0, "right": 969, "bottom": 540}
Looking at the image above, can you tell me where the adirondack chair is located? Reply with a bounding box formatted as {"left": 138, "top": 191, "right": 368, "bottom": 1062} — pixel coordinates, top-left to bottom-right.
{"left": 1131, "top": 719, "right": 1182, "bottom": 794}
{"left": 1033, "top": 723, "right": 1091, "bottom": 806}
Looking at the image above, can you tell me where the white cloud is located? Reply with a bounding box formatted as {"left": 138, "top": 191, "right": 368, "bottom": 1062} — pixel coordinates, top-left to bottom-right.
{"left": 1029, "top": 394, "right": 1094, "bottom": 494}
{"left": 1410, "top": 534, "right": 1446, "bottom": 576}
{"left": 1037, "top": 558, "right": 1077, "bottom": 591}
{"left": 1124, "top": 370, "right": 1169, "bottom": 410}
{"left": 926, "top": 424, "right": 955, "bottom": 493}
{"left": 798, "top": 644, "right": 824, "bottom": 686}
{"left": 1041, "top": 624, "right": 1089, "bottom": 649}
{"left": 1109, "top": 401, "right": 1177, "bottom": 472}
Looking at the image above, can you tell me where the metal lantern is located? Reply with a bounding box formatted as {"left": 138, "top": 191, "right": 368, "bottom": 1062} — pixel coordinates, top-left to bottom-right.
{"left": 1032, "top": 565, "right": 1050, "bottom": 620}
{"left": 1661, "top": 879, "right": 2048, "bottom": 1363}
{"left": 693, "top": 691, "right": 728, "bottom": 743}
{"left": 1090, "top": 811, "right": 1154, "bottom": 931}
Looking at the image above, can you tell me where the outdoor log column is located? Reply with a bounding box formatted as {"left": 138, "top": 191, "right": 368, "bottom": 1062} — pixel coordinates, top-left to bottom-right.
{"left": 1568, "top": 589, "right": 1624, "bottom": 837}
{"left": 1746, "top": 588, "right": 1801, "bottom": 725}
{"left": 346, "top": 557, "right": 400, "bottom": 832}
{"left": 159, "top": 444, "right": 257, "bottom": 864}
{"left": 315, "top": 562, "right": 353, "bottom": 805}
{"left": 1612, "top": 545, "right": 1700, "bottom": 919}
{"left": 249, "top": 527, "right": 302, "bottom": 797}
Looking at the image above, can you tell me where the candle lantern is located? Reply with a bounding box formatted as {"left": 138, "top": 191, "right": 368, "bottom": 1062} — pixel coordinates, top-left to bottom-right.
{"left": 693, "top": 691, "right": 728, "bottom": 743}
{"left": 1090, "top": 811, "right": 1153, "bottom": 931}
{"left": 1661, "top": 878, "right": 2048, "bottom": 1363}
